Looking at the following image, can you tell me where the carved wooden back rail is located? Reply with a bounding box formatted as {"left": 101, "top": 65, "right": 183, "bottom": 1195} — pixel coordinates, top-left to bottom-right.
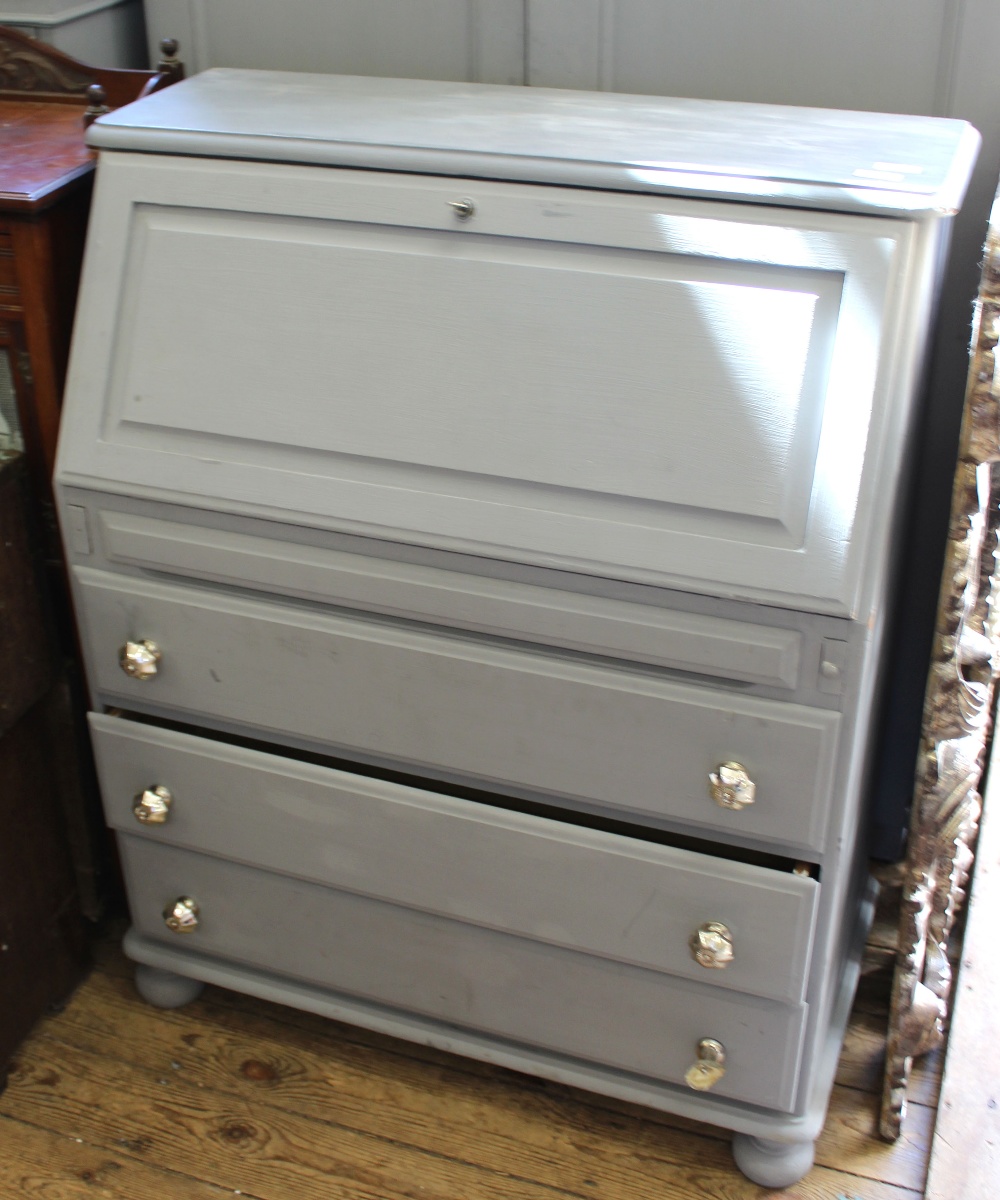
{"left": 0, "top": 24, "right": 182, "bottom": 109}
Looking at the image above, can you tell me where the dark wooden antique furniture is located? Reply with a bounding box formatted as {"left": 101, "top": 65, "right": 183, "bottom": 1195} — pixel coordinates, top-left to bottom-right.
{"left": 0, "top": 28, "right": 183, "bottom": 1074}
{"left": 0, "top": 24, "right": 182, "bottom": 504}
{"left": 0, "top": 26, "right": 183, "bottom": 918}
{"left": 0, "top": 451, "right": 88, "bottom": 1078}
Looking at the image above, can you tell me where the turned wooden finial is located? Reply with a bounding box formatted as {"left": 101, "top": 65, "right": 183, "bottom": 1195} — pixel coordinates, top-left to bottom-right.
{"left": 83, "top": 83, "right": 109, "bottom": 127}
{"left": 157, "top": 37, "right": 185, "bottom": 82}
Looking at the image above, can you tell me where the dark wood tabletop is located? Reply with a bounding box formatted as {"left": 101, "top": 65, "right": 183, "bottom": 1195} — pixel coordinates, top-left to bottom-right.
{"left": 0, "top": 23, "right": 184, "bottom": 212}
{"left": 0, "top": 98, "right": 95, "bottom": 211}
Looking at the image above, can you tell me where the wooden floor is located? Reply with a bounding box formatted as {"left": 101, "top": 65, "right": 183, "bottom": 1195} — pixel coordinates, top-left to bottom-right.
{"left": 924, "top": 747, "right": 1000, "bottom": 1200}
{"left": 0, "top": 905, "right": 942, "bottom": 1200}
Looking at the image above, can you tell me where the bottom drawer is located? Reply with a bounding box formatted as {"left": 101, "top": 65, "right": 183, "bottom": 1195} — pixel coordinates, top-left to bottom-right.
{"left": 119, "top": 836, "right": 809, "bottom": 1113}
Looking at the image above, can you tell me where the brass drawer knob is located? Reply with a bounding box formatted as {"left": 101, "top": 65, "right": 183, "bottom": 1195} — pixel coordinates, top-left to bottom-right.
{"left": 685, "top": 1038, "right": 727, "bottom": 1091}
{"left": 708, "top": 761, "right": 756, "bottom": 810}
{"left": 119, "top": 639, "right": 161, "bottom": 680}
{"left": 164, "top": 896, "right": 199, "bottom": 934}
{"left": 690, "top": 921, "right": 734, "bottom": 969}
{"left": 133, "top": 785, "right": 173, "bottom": 825}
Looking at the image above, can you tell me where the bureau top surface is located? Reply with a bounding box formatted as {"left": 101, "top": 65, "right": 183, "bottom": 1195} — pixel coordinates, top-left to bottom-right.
{"left": 87, "top": 68, "right": 979, "bottom": 216}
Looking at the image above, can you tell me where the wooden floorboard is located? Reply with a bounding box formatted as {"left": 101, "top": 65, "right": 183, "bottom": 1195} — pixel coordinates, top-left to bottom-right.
{"left": 923, "top": 746, "right": 1000, "bottom": 1200}
{"left": 0, "top": 928, "right": 937, "bottom": 1200}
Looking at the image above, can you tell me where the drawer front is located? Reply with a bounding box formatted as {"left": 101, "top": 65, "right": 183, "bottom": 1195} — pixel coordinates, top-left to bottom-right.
{"left": 119, "top": 836, "right": 809, "bottom": 1113}
{"left": 92, "top": 714, "right": 819, "bottom": 1003}
{"left": 94, "top": 506, "right": 804, "bottom": 690}
{"left": 78, "top": 569, "right": 841, "bottom": 851}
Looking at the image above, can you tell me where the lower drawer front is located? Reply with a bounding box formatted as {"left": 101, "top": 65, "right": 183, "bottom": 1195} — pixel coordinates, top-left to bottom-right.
{"left": 91, "top": 714, "right": 818, "bottom": 1004}
{"left": 119, "top": 836, "right": 808, "bottom": 1113}
{"left": 77, "top": 568, "right": 840, "bottom": 851}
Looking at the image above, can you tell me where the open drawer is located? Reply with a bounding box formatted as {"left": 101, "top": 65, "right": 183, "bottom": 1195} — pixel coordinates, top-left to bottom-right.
{"left": 92, "top": 712, "right": 819, "bottom": 1005}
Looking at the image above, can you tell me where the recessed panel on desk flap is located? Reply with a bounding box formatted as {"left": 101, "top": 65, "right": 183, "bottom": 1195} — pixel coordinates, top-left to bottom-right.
{"left": 57, "top": 152, "right": 916, "bottom": 615}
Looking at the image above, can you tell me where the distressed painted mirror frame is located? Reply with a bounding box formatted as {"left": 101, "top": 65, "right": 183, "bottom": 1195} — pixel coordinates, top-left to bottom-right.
{"left": 881, "top": 181, "right": 1000, "bottom": 1140}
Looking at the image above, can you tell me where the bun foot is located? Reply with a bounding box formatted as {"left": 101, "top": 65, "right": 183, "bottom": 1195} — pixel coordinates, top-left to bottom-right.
{"left": 134, "top": 964, "right": 205, "bottom": 1009}
{"left": 732, "top": 1133, "right": 815, "bottom": 1187}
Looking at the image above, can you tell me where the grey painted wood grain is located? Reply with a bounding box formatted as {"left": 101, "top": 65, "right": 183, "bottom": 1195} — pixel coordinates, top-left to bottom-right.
{"left": 85, "top": 70, "right": 978, "bottom": 215}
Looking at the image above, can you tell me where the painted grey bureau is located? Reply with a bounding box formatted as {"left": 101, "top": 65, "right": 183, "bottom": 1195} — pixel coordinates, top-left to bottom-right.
{"left": 54, "top": 70, "right": 978, "bottom": 1186}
